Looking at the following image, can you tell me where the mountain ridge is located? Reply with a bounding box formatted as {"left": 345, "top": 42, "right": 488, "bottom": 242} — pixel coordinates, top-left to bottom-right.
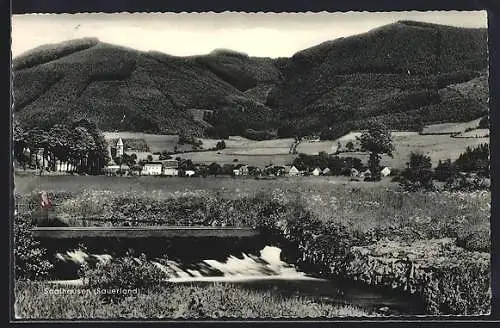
{"left": 13, "top": 20, "right": 489, "bottom": 139}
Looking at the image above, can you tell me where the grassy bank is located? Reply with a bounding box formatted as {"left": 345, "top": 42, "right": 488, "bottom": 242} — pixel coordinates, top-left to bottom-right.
{"left": 17, "top": 186, "right": 490, "bottom": 246}
{"left": 14, "top": 281, "right": 371, "bottom": 319}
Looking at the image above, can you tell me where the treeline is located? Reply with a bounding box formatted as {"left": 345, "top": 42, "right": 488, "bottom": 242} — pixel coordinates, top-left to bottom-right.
{"left": 13, "top": 119, "right": 110, "bottom": 175}
{"left": 291, "top": 152, "right": 366, "bottom": 175}
{"left": 396, "top": 144, "right": 489, "bottom": 191}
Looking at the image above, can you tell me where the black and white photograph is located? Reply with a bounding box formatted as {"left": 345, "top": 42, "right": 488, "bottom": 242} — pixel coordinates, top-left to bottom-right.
{"left": 11, "top": 11, "right": 491, "bottom": 319}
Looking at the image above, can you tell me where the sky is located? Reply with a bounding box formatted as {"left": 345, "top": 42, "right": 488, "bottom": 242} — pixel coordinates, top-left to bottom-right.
{"left": 11, "top": 11, "right": 487, "bottom": 58}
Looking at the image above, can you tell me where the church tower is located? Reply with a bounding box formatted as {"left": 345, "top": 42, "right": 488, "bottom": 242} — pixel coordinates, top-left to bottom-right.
{"left": 116, "top": 138, "right": 124, "bottom": 157}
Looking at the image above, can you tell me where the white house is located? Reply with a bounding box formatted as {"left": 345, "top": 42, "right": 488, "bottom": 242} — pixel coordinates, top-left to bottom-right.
{"left": 312, "top": 167, "right": 322, "bottom": 176}
{"left": 322, "top": 167, "right": 331, "bottom": 175}
{"left": 162, "top": 159, "right": 179, "bottom": 176}
{"left": 381, "top": 167, "right": 391, "bottom": 177}
{"left": 141, "top": 162, "right": 163, "bottom": 176}
{"left": 55, "top": 160, "right": 75, "bottom": 172}
{"left": 233, "top": 169, "right": 241, "bottom": 176}
{"left": 185, "top": 170, "right": 196, "bottom": 177}
{"left": 288, "top": 166, "right": 300, "bottom": 177}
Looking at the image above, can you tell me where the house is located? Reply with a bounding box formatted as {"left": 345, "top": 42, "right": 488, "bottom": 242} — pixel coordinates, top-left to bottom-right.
{"left": 322, "top": 167, "right": 331, "bottom": 176}
{"left": 380, "top": 167, "right": 391, "bottom": 177}
{"left": 104, "top": 165, "right": 120, "bottom": 176}
{"left": 288, "top": 166, "right": 300, "bottom": 177}
{"left": 104, "top": 164, "right": 129, "bottom": 176}
{"left": 312, "top": 167, "right": 322, "bottom": 176}
{"left": 185, "top": 170, "right": 196, "bottom": 177}
{"left": 363, "top": 169, "right": 372, "bottom": 180}
{"left": 141, "top": 162, "right": 163, "bottom": 176}
{"left": 162, "top": 159, "right": 179, "bottom": 176}
{"left": 234, "top": 164, "right": 249, "bottom": 176}
{"left": 350, "top": 168, "right": 359, "bottom": 178}
{"left": 55, "top": 160, "right": 75, "bottom": 172}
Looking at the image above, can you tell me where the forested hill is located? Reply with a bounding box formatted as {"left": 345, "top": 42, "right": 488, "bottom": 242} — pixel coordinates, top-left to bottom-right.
{"left": 13, "top": 20, "right": 489, "bottom": 139}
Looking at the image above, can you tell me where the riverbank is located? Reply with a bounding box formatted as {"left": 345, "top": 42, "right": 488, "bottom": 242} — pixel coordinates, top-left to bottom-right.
{"left": 15, "top": 182, "right": 491, "bottom": 316}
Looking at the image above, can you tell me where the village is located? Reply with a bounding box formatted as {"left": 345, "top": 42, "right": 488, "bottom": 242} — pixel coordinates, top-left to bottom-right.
{"left": 85, "top": 137, "right": 391, "bottom": 181}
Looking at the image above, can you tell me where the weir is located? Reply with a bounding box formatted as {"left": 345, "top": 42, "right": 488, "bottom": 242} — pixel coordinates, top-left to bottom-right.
{"left": 31, "top": 226, "right": 262, "bottom": 239}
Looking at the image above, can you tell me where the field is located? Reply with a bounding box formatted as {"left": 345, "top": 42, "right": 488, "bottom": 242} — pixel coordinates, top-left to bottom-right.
{"left": 420, "top": 118, "right": 482, "bottom": 135}
{"left": 296, "top": 141, "right": 337, "bottom": 155}
{"left": 337, "top": 134, "right": 489, "bottom": 169}
{"left": 455, "top": 129, "right": 489, "bottom": 138}
{"left": 174, "top": 137, "right": 296, "bottom": 166}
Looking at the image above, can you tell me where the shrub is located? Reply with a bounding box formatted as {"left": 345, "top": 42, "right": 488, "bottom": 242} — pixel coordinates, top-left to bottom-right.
{"left": 398, "top": 152, "right": 435, "bottom": 191}
{"left": 215, "top": 140, "right": 226, "bottom": 150}
{"left": 454, "top": 144, "right": 489, "bottom": 177}
{"left": 400, "top": 168, "right": 436, "bottom": 192}
{"left": 456, "top": 230, "right": 490, "bottom": 253}
{"left": 80, "top": 252, "right": 165, "bottom": 302}
{"left": 444, "top": 174, "right": 490, "bottom": 192}
{"left": 434, "top": 159, "right": 456, "bottom": 182}
{"left": 14, "top": 213, "right": 53, "bottom": 280}
{"left": 408, "top": 152, "right": 432, "bottom": 170}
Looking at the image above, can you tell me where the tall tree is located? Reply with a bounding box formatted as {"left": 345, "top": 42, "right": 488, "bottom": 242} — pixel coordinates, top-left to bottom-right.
{"left": 25, "top": 128, "right": 50, "bottom": 173}
{"left": 357, "top": 122, "right": 394, "bottom": 181}
{"left": 71, "top": 119, "right": 109, "bottom": 174}
{"left": 208, "top": 162, "right": 221, "bottom": 177}
{"left": 48, "top": 124, "right": 71, "bottom": 171}
{"left": 69, "top": 126, "right": 96, "bottom": 174}
{"left": 13, "top": 121, "right": 27, "bottom": 169}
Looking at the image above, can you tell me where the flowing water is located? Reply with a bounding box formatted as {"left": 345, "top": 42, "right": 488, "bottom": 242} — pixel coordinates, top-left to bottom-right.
{"left": 50, "top": 244, "right": 425, "bottom": 315}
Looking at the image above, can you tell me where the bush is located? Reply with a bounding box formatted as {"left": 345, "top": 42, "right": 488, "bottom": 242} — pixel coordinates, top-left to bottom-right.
{"left": 80, "top": 252, "right": 165, "bottom": 302}
{"left": 400, "top": 168, "right": 436, "bottom": 192}
{"left": 454, "top": 144, "right": 489, "bottom": 177}
{"left": 456, "top": 230, "right": 490, "bottom": 253}
{"left": 434, "top": 159, "right": 456, "bottom": 182}
{"left": 444, "top": 174, "right": 490, "bottom": 192}
{"left": 215, "top": 140, "right": 226, "bottom": 150}
{"left": 408, "top": 152, "right": 432, "bottom": 170}
{"left": 14, "top": 213, "right": 53, "bottom": 280}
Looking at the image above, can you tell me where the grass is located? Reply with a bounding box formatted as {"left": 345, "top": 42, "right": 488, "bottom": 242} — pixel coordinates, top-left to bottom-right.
{"left": 15, "top": 176, "right": 489, "bottom": 245}
{"left": 14, "top": 175, "right": 394, "bottom": 196}
{"left": 14, "top": 281, "right": 372, "bottom": 319}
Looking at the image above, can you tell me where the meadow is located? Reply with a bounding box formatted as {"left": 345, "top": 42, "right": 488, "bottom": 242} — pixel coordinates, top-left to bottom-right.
{"left": 334, "top": 134, "right": 489, "bottom": 169}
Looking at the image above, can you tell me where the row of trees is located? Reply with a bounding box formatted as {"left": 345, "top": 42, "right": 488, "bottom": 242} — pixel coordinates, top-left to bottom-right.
{"left": 396, "top": 143, "right": 490, "bottom": 191}
{"left": 292, "top": 153, "right": 365, "bottom": 176}
{"left": 13, "top": 119, "right": 110, "bottom": 175}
